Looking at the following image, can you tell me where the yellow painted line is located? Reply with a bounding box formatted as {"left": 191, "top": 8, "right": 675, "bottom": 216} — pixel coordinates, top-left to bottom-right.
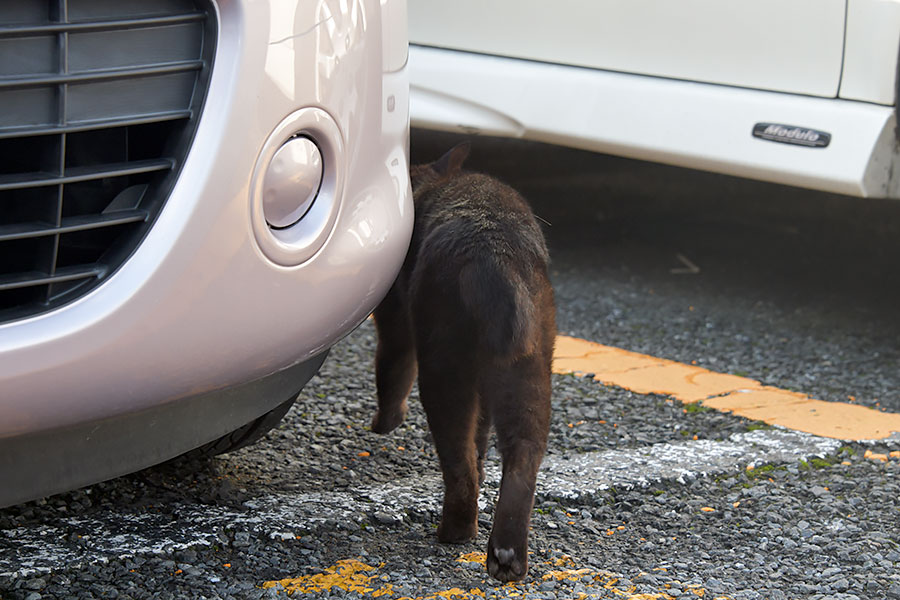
{"left": 261, "top": 560, "right": 393, "bottom": 597}
{"left": 262, "top": 554, "right": 734, "bottom": 599}
{"left": 553, "top": 334, "right": 900, "bottom": 441}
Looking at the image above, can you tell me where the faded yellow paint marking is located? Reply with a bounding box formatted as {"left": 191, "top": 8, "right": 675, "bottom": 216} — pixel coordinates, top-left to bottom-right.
{"left": 262, "top": 555, "right": 733, "bottom": 599}
{"left": 261, "top": 559, "right": 393, "bottom": 597}
{"left": 553, "top": 336, "right": 761, "bottom": 402}
{"left": 553, "top": 335, "right": 900, "bottom": 441}
{"left": 429, "top": 589, "right": 471, "bottom": 599}
{"left": 456, "top": 552, "right": 486, "bottom": 565}
{"left": 705, "top": 389, "right": 900, "bottom": 441}
{"left": 864, "top": 449, "right": 889, "bottom": 462}
{"left": 543, "top": 567, "right": 594, "bottom": 581}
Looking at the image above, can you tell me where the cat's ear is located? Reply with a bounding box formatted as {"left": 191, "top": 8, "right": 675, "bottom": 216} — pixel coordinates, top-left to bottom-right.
{"left": 431, "top": 142, "right": 471, "bottom": 177}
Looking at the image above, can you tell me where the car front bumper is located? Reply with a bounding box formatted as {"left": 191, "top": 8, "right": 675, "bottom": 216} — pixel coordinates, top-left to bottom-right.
{"left": 0, "top": 0, "right": 412, "bottom": 507}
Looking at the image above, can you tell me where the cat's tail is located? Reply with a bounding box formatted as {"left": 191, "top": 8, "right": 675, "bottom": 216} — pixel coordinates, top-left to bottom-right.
{"left": 458, "top": 257, "right": 541, "bottom": 359}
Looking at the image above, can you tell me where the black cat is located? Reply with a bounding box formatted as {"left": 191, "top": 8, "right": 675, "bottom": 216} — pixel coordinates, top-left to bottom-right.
{"left": 370, "top": 143, "right": 555, "bottom": 582}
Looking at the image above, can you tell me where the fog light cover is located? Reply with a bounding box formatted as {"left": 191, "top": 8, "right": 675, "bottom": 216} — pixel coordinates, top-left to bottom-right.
{"left": 251, "top": 108, "right": 344, "bottom": 266}
{"left": 263, "top": 136, "right": 323, "bottom": 229}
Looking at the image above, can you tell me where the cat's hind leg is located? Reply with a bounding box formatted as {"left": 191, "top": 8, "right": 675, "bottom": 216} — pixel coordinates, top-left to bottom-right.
{"left": 416, "top": 350, "right": 481, "bottom": 543}
{"left": 371, "top": 288, "right": 416, "bottom": 434}
{"left": 484, "top": 358, "right": 551, "bottom": 582}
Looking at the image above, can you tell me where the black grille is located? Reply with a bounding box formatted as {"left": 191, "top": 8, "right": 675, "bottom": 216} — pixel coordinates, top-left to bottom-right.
{"left": 0, "top": 0, "right": 215, "bottom": 323}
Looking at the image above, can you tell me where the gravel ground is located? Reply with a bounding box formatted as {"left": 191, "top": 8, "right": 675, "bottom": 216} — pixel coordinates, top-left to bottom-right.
{"left": 2, "top": 134, "right": 900, "bottom": 599}
{"left": 3, "top": 322, "right": 899, "bottom": 599}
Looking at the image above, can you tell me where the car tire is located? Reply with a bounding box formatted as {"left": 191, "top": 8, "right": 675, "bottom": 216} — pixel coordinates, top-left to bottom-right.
{"left": 182, "top": 394, "right": 298, "bottom": 459}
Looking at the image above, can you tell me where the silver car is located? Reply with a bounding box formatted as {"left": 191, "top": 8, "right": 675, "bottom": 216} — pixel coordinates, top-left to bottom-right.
{"left": 0, "top": 0, "right": 412, "bottom": 507}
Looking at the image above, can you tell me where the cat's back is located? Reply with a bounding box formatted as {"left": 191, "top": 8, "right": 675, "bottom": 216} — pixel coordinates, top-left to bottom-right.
{"left": 413, "top": 172, "right": 548, "bottom": 266}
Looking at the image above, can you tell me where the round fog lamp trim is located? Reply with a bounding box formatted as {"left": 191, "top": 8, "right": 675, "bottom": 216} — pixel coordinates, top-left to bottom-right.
{"left": 263, "top": 136, "right": 323, "bottom": 229}
{"left": 250, "top": 108, "right": 345, "bottom": 267}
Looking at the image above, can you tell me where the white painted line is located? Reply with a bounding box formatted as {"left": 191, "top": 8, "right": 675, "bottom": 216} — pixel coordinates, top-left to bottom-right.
{"left": 0, "top": 429, "right": 839, "bottom": 579}
{"left": 539, "top": 429, "right": 840, "bottom": 502}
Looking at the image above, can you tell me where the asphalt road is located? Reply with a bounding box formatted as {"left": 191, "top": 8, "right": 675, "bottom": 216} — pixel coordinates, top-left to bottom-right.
{"left": 2, "top": 131, "right": 899, "bottom": 599}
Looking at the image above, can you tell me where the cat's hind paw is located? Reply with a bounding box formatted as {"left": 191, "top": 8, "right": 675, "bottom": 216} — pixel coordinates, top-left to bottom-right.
{"left": 487, "top": 544, "right": 528, "bottom": 582}
{"left": 370, "top": 407, "right": 406, "bottom": 434}
{"left": 437, "top": 520, "right": 477, "bottom": 544}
